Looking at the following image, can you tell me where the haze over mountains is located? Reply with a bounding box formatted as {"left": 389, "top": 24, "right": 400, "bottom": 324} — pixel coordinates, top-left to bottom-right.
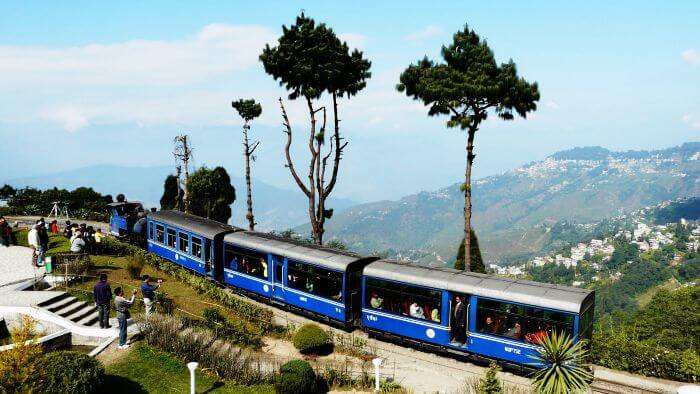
{"left": 4, "top": 143, "right": 699, "bottom": 266}
{"left": 313, "top": 143, "right": 700, "bottom": 265}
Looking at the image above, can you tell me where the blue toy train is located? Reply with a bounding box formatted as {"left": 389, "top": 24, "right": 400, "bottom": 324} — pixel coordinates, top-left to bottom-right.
{"left": 139, "top": 210, "right": 594, "bottom": 368}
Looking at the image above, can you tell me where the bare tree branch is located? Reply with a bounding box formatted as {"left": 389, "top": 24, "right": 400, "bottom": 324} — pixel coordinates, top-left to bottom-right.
{"left": 279, "top": 98, "right": 310, "bottom": 197}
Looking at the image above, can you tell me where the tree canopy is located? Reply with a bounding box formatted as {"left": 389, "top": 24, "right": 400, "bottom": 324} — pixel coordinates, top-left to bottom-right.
{"left": 187, "top": 166, "right": 236, "bottom": 223}
{"left": 454, "top": 230, "right": 484, "bottom": 273}
{"left": 160, "top": 174, "right": 183, "bottom": 210}
{"left": 232, "top": 99, "right": 262, "bottom": 122}
{"left": 260, "top": 13, "right": 371, "bottom": 101}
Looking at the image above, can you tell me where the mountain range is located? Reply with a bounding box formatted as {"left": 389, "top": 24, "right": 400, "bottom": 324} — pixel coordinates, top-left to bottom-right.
{"left": 3, "top": 164, "right": 356, "bottom": 231}
{"left": 313, "top": 143, "right": 700, "bottom": 265}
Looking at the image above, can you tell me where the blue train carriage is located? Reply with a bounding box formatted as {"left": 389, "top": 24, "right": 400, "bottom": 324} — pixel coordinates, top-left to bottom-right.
{"left": 221, "top": 231, "right": 378, "bottom": 327}
{"left": 146, "top": 210, "right": 239, "bottom": 279}
{"left": 361, "top": 259, "right": 595, "bottom": 367}
{"left": 108, "top": 201, "right": 144, "bottom": 237}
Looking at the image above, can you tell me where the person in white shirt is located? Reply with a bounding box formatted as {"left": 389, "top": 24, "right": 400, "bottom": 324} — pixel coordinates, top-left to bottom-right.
{"left": 409, "top": 302, "right": 425, "bottom": 320}
{"left": 70, "top": 232, "right": 86, "bottom": 253}
{"left": 27, "top": 224, "right": 44, "bottom": 267}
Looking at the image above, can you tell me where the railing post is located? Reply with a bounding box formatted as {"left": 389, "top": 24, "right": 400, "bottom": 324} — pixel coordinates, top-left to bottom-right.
{"left": 187, "top": 362, "right": 198, "bottom": 394}
{"left": 372, "top": 357, "right": 382, "bottom": 392}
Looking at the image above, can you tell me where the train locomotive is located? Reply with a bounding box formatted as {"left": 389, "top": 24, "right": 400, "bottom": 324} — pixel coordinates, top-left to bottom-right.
{"left": 139, "top": 209, "right": 594, "bottom": 368}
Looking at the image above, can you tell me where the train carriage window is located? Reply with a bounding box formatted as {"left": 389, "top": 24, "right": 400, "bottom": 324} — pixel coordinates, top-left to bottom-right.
{"left": 191, "top": 237, "right": 202, "bottom": 259}
{"left": 287, "top": 260, "right": 343, "bottom": 302}
{"left": 476, "top": 298, "right": 574, "bottom": 344}
{"left": 149, "top": 222, "right": 154, "bottom": 240}
{"left": 167, "top": 229, "right": 177, "bottom": 248}
{"left": 178, "top": 232, "right": 189, "bottom": 253}
{"left": 155, "top": 224, "right": 164, "bottom": 244}
{"left": 223, "top": 243, "right": 268, "bottom": 280}
{"left": 364, "top": 277, "right": 441, "bottom": 323}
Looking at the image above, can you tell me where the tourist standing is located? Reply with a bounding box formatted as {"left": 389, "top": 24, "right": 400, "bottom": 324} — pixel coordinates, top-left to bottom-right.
{"left": 0, "top": 216, "right": 10, "bottom": 247}
{"left": 140, "top": 275, "right": 162, "bottom": 315}
{"left": 37, "top": 218, "right": 49, "bottom": 251}
{"left": 70, "top": 231, "right": 85, "bottom": 253}
{"left": 93, "top": 273, "right": 112, "bottom": 329}
{"left": 114, "top": 287, "right": 137, "bottom": 349}
{"left": 27, "top": 224, "right": 44, "bottom": 267}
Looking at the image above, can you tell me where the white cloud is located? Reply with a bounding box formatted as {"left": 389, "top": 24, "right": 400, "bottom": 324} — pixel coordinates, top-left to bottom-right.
{"left": 41, "top": 106, "right": 90, "bottom": 132}
{"left": 338, "top": 33, "right": 367, "bottom": 50}
{"left": 404, "top": 25, "right": 443, "bottom": 42}
{"left": 681, "top": 49, "right": 700, "bottom": 66}
{"left": 545, "top": 100, "right": 560, "bottom": 110}
{"left": 681, "top": 113, "right": 700, "bottom": 130}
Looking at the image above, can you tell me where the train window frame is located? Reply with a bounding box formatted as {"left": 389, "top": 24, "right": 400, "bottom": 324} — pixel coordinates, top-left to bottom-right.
{"left": 178, "top": 232, "right": 189, "bottom": 253}
{"left": 475, "top": 298, "right": 574, "bottom": 345}
{"left": 578, "top": 304, "right": 594, "bottom": 343}
{"left": 364, "top": 277, "right": 442, "bottom": 324}
{"left": 287, "top": 259, "right": 343, "bottom": 303}
{"left": 166, "top": 228, "right": 177, "bottom": 248}
{"left": 148, "top": 222, "right": 154, "bottom": 240}
{"left": 191, "top": 236, "right": 202, "bottom": 259}
{"left": 223, "top": 243, "right": 269, "bottom": 280}
{"left": 155, "top": 224, "right": 164, "bottom": 244}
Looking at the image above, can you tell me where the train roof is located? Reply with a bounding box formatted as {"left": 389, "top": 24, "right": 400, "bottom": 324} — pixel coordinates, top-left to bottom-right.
{"left": 148, "top": 210, "right": 239, "bottom": 239}
{"left": 223, "top": 231, "right": 370, "bottom": 271}
{"left": 363, "top": 259, "right": 593, "bottom": 313}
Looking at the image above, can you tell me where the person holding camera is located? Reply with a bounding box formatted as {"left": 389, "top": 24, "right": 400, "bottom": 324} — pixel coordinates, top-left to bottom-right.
{"left": 114, "top": 286, "right": 137, "bottom": 349}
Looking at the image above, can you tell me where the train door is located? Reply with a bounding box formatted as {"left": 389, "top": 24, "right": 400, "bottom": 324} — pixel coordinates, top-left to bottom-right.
{"left": 449, "top": 292, "right": 471, "bottom": 346}
{"left": 347, "top": 269, "right": 363, "bottom": 325}
{"left": 271, "top": 255, "right": 285, "bottom": 301}
{"left": 204, "top": 238, "right": 215, "bottom": 278}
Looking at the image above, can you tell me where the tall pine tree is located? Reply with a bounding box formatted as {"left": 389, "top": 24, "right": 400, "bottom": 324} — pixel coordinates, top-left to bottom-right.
{"left": 454, "top": 229, "right": 485, "bottom": 273}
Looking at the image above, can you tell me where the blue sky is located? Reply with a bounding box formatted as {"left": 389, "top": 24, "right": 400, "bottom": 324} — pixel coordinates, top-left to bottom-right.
{"left": 1, "top": 1, "right": 698, "bottom": 202}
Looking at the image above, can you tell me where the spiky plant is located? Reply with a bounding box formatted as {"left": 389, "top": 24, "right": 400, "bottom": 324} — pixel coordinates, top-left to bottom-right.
{"left": 529, "top": 331, "right": 593, "bottom": 394}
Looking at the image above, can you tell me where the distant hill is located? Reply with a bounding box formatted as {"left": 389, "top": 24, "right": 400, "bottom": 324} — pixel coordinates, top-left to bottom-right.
{"left": 314, "top": 142, "right": 700, "bottom": 265}
{"left": 4, "top": 164, "right": 357, "bottom": 231}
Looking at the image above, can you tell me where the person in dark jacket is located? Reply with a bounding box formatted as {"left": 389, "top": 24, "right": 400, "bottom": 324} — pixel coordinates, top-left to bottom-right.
{"left": 451, "top": 296, "right": 468, "bottom": 345}
{"left": 93, "top": 273, "right": 112, "bottom": 329}
{"left": 37, "top": 218, "right": 49, "bottom": 251}
{"left": 140, "top": 274, "right": 162, "bottom": 315}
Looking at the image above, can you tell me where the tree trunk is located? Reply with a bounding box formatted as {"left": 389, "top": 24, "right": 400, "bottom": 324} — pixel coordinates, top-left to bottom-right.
{"left": 243, "top": 122, "right": 255, "bottom": 231}
{"left": 464, "top": 128, "right": 476, "bottom": 271}
{"left": 306, "top": 98, "right": 320, "bottom": 244}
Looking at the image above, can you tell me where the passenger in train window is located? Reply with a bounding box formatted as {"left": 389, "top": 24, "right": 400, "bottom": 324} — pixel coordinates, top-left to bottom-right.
{"left": 409, "top": 302, "right": 425, "bottom": 319}
{"left": 483, "top": 316, "right": 496, "bottom": 333}
{"left": 504, "top": 322, "right": 523, "bottom": 340}
{"left": 430, "top": 306, "right": 440, "bottom": 322}
{"left": 370, "top": 292, "right": 383, "bottom": 309}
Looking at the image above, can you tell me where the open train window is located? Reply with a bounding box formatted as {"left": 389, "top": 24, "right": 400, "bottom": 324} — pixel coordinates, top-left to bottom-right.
{"left": 155, "top": 224, "right": 164, "bottom": 244}
{"left": 223, "top": 244, "right": 269, "bottom": 280}
{"left": 191, "top": 237, "right": 202, "bottom": 259}
{"left": 364, "top": 277, "right": 441, "bottom": 323}
{"left": 476, "top": 298, "right": 574, "bottom": 344}
{"left": 178, "top": 232, "right": 189, "bottom": 253}
{"left": 167, "top": 229, "right": 177, "bottom": 248}
{"left": 287, "top": 260, "right": 342, "bottom": 302}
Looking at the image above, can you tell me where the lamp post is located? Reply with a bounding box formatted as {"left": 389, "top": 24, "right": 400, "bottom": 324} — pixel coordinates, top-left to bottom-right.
{"left": 187, "top": 362, "right": 199, "bottom": 394}
{"left": 372, "top": 357, "right": 383, "bottom": 392}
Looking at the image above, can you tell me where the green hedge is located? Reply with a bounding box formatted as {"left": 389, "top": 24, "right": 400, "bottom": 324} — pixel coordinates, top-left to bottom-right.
{"left": 275, "top": 360, "right": 318, "bottom": 394}
{"left": 592, "top": 326, "right": 700, "bottom": 383}
{"left": 101, "top": 238, "right": 274, "bottom": 334}
{"left": 292, "top": 324, "right": 331, "bottom": 355}
{"left": 35, "top": 351, "right": 105, "bottom": 394}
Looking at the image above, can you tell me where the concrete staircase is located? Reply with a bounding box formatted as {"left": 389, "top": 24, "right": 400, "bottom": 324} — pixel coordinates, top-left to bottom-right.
{"left": 38, "top": 293, "right": 100, "bottom": 327}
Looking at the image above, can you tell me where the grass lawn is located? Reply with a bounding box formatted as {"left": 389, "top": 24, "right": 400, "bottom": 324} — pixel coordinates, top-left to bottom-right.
{"left": 103, "top": 345, "right": 274, "bottom": 394}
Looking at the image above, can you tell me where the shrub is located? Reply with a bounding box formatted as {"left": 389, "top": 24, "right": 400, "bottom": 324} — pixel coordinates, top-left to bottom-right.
{"left": 137, "top": 314, "right": 271, "bottom": 384}
{"left": 0, "top": 316, "right": 43, "bottom": 392}
{"left": 126, "top": 256, "right": 145, "bottom": 279}
{"left": 479, "top": 362, "right": 503, "bottom": 394}
{"left": 275, "top": 360, "right": 317, "bottom": 394}
{"left": 293, "top": 324, "right": 331, "bottom": 355}
{"left": 35, "top": 351, "right": 105, "bottom": 394}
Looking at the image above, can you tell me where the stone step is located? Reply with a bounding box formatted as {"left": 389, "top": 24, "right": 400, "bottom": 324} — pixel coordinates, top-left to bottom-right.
{"left": 65, "top": 304, "right": 97, "bottom": 323}
{"left": 45, "top": 296, "right": 78, "bottom": 312}
{"left": 37, "top": 292, "right": 70, "bottom": 308}
{"left": 77, "top": 311, "right": 100, "bottom": 327}
{"left": 55, "top": 300, "right": 89, "bottom": 317}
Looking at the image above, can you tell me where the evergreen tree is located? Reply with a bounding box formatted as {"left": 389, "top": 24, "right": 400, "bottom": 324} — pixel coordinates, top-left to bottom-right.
{"left": 187, "top": 166, "right": 236, "bottom": 223}
{"left": 160, "top": 174, "right": 183, "bottom": 210}
{"left": 232, "top": 98, "right": 263, "bottom": 231}
{"left": 454, "top": 229, "right": 485, "bottom": 273}
{"left": 397, "top": 25, "right": 539, "bottom": 270}
{"left": 478, "top": 362, "right": 503, "bottom": 394}
{"left": 260, "top": 13, "right": 371, "bottom": 245}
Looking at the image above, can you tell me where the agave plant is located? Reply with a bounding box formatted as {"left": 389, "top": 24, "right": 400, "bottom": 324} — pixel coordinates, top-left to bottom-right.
{"left": 529, "top": 331, "right": 593, "bottom": 394}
